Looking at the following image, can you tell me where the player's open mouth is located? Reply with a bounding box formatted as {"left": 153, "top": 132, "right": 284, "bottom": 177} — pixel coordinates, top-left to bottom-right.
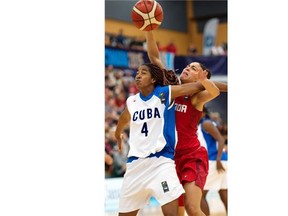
{"left": 181, "top": 71, "right": 189, "bottom": 77}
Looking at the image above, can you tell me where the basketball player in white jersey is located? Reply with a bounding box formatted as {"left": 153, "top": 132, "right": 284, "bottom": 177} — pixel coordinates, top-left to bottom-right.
{"left": 115, "top": 62, "right": 218, "bottom": 216}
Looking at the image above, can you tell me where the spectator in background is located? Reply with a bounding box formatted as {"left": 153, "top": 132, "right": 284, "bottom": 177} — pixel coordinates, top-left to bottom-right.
{"left": 105, "top": 64, "right": 117, "bottom": 90}
{"left": 105, "top": 152, "right": 113, "bottom": 166}
{"left": 115, "top": 28, "right": 127, "bottom": 49}
{"left": 222, "top": 42, "right": 227, "bottom": 55}
{"left": 156, "top": 41, "right": 166, "bottom": 52}
{"left": 211, "top": 42, "right": 227, "bottom": 56}
{"left": 165, "top": 39, "right": 177, "bottom": 54}
{"left": 111, "top": 132, "right": 129, "bottom": 178}
{"left": 164, "top": 39, "right": 177, "bottom": 70}
{"left": 115, "top": 91, "right": 127, "bottom": 112}
{"left": 126, "top": 80, "right": 138, "bottom": 96}
{"left": 105, "top": 33, "right": 111, "bottom": 46}
{"left": 155, "top": 41, "right": 168, "bottom": 69}
{"left": 198, "top": 107, "right": 228, "bottom": 216}
{"left": 187, "top": 42, "right": 198, "bottom": 56}
{"left": 129, "top": 36, "right": 145, "bottom": 51}
{"left": 121, "top": 70, "right": 135, "bottom": 89}
{"left": 105, "top": 132, "right": 114, "bottom": 178}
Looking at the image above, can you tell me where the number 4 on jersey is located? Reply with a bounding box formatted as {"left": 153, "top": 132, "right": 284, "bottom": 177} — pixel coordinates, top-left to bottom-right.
{"left": 141, "top": 122, "right": 148, "bottom": 137}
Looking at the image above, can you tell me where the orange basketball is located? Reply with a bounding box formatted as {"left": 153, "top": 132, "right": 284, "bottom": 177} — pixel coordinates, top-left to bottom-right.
{"left": 131, "top": 0, "right": 164, "bottom": 31}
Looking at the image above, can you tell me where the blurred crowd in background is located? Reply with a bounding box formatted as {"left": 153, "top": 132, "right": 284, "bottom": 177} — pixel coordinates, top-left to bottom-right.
{"left": 105, "top": 28, "right": 227, "bottom": 57}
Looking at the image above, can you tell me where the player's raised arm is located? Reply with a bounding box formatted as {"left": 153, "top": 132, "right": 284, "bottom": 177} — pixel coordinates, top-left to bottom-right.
{"left": 145, "top": 31, "right": 165, "bottom": 69}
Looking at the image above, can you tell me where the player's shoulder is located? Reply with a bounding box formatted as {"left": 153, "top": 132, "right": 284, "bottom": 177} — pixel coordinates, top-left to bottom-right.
{"left": 201, "top": 118, "right": 213, "bottom": 127}
{"left": 155, "top": 85, "right": 170, "bottom": 92}
{"left": 155, "top": 85, "right": 171, "bottom": 99}
{"left": 126, "top": 94, "right": 139, "bottom": 103}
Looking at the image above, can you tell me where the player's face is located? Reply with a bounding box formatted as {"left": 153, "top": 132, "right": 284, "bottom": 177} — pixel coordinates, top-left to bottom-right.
{"left": 135, "top": 65, "right": 155, "bottom": 89}
{"left": 179, "top": 62, "right": 203, "bottom": 83}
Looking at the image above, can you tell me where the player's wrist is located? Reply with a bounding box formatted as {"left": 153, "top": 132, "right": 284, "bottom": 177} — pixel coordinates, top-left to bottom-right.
{"left": 199, "top": 78, "right": 208, "bottom": 84}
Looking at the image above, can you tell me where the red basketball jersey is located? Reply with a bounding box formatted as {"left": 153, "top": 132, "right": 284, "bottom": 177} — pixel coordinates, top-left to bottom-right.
{"left": 174, "top": 95, "right": 202, "bottom": 152}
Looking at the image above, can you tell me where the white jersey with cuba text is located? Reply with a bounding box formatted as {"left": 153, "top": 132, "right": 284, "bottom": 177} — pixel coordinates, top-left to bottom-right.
{"left": 126, "top": 85, "right": 177, "bottom": 160}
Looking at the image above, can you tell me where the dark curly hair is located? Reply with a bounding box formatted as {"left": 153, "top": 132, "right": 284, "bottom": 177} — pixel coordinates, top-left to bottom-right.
{"left": 143, "top": 63, "right": 180, "bottom": 86}
{"left": 163, "top": 69, "right": 180, "bottom": 85}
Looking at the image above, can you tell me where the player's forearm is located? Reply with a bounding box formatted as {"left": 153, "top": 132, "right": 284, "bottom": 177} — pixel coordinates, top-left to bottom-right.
{"left": 200, "top": 79, "right": 220, "bottom": 97}
{"left": 216, "top": 137, "right": 225, "bottom": 161}
{"left": 115, "top": 120, "right": 128, "bottom": 139}
{"left": 171, "top": 82, "right": 204, "bottom": 99}
{"left": 115, "top": 109, "right": 130, "bottom": 139}
{"left": 145, "top": 31, "right": 165, "bottom": 69}
{"left": 213, "top": 81, "right": 227, "bottom": 92}
{"left": 146, "top": 31, "right": 159, "bottom": 60}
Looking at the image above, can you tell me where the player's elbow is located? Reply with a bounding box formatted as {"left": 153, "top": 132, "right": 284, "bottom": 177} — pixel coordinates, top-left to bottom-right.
{"left": 211, "top": 88, "right": 220, "bottom": 98}
{"left": 218, "top": 136, "right": 225, "bottom": 144}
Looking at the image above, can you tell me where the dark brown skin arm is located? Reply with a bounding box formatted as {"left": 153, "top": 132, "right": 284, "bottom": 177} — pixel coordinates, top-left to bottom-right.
{"left": 202, "top": 120, "right": 226, "bottom": 173}
{"left": 114, "top": 107, "right": 130, "bottom": 152}
{"left": 171, "top": 82, "right": 204, "bottom": 100}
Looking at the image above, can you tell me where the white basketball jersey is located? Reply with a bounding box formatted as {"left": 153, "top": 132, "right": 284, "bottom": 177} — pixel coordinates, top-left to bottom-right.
{"left": 126, "top": 85, "right": 177, "bottom": 159}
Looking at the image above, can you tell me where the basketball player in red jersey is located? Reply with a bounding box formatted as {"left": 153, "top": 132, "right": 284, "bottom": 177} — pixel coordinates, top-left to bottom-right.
{"left": 145, "top": 30, "right": 227, "bottom": 216}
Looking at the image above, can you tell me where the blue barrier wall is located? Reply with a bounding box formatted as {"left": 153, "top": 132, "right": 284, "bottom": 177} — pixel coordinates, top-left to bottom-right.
{"left": 105, "top": 46, "right": 227, "bottom": 76}
{"left": 174, "top": 55, "right": 227, "bottom": 76}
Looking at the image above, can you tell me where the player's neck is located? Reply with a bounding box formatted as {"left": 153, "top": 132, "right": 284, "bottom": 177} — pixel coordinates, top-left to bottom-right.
{"left": 140, "top": 86, "right": 155, "bottom": 97}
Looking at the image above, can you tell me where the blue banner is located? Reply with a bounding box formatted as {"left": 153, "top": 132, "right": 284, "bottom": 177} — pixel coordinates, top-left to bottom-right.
{"left": 174, "top": 55, "right": 227, "bottom": 76}
{"left": 105, "top": 47, "right": 129, "bottom": 68}
{"left": 105, "top": 46, "right": 149, "bottom": 69}
{"left": 105, "top": 46, "right": 227, "bottom": 76}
